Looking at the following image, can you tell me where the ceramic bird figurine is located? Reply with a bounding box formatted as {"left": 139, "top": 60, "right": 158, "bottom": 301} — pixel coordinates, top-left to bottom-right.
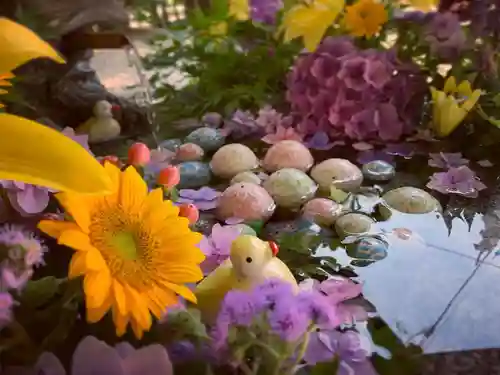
{"left": 194, "top": 235, "right": 298, "bottom": 324}
{"left": 76, "top": 100, "right": 121, "bottom": 143}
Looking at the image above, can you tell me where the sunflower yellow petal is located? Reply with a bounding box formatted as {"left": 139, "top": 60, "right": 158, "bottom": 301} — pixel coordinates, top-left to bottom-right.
{"left": 161, "top": 281, "right": 198, "bottom": 303}
{"left": 87, "top": 292, "right": 112, "bottom": 323}
{"left": 68, "top": 252, "right": 87, "bottom": 279}
{"left": 112, "top": 280, "right": 128, "bottom": 316}
{"left": 112, "top": 303, "right": 130, "bottom": 337}
{"left": 55, "top": 195, "right": 92, "bottom": 232}
{"left": 0, "top": 113, "right": 112, "bottom": 194}
{"left": 38, "top": 220, "right": 80, "bottom": 239}
{"left": 84, "top": 271, "right": 112, "bottom": 308}
{"left": 58, "top": 229, "right": 93, "bottom": 251}
{"left": 126, "top": 287, "right": 152, "bottom": 332}
{"left": 0, "top": 17, "right": 64, "bottom": 72}
{"left": 120, "top": 166, "right": 148, "bottom": 212}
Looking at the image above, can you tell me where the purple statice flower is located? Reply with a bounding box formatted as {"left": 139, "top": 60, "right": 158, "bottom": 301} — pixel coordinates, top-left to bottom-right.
{"left": 268, "top": 297, "right": 310, "bottom": 341}
{"left": 177, "top": 187, "right": 220, "bottom": 211}
{"left": 287, "top": 36, "right": 426, "bottom": 141}
{"left": 0, "top": 181, "right": 51, "bottom": 216}
{"left": 427, "top": 165, "right": 487, "bottom": 198}
{"left": 424, "top": 12, "right": 466, "bottom": 61}
{"left": 428, "top": 152, "right": 469, "bottom": 169}
{"left": 223, "top": 110, "right": 262, "bottom": 139}
{"left": 255, "top": 105, "right": 293, "bottom": 134}
{"left": 0, "top": 225, "right": 46, "bottom": 291}
{"left": 0, "top": 291, "right": 13, "bottom": 328}
{"left": 252, "top": 277, "right": 295, "bottom": 309}
{"left": 197, "top": 224, "right": 242, "bottom": 274}
{"left": 250, "top": 0, "right": 283, "bottom": 24}
{"left": 61, "top": 127, "right": 92, "bottom": 155}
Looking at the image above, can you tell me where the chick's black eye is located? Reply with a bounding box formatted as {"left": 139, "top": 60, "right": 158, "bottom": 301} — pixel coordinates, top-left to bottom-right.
{"left": 246, "top": 257, "right": 252, "bottom": 263}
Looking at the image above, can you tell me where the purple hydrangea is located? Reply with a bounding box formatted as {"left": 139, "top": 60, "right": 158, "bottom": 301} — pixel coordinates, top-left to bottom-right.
{"left": 268, "top": 297, "right": 310, "bottom": 341}
{"left": 250, "top": 0, "right": 283, "bottom": 24}
{"left": 222, "top": 110, "right": 263, "bottom": 139}
{"left": 428, "top": 152, "right": 469, "bottom": 169}
{"left": 177, "top": 187, "right": 221, "bottom": 211}
{"left": 255, "top": 106, "right": 293, "bottom": 134}
{"left": 305, "top": 131, "right": 343, "bottom": 150}
{"left": 427, "top": 165, "right": 487, "bottom": 198}
{"left": 0, "top": 181, "right": 51, "bottom": 216}
{"left": 424, "top": 12, "right": 466, "bottom": 61}
{"left": 287, "top": 37, "right": 426, "bottom": 141}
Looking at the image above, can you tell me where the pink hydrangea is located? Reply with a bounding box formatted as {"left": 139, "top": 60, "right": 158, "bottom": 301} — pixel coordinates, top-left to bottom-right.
{"left": 286, "top": 37, "right": 426, "bottom": 142}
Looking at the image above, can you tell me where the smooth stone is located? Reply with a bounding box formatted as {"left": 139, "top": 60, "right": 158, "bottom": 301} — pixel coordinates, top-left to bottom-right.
{"left": 263, "top": 168, "right": 317, "bottom": 209}
{"left": 347, "top": 236, "right": 388, "bottom": 265}
{"left": 362, "top": 160, "right": 395, "bottom": 181}
{"left": 230, "top": 171, "right": 262, "bottom": 186}
{"left": 176, "top": 143, "right": 204, "bottom": 162}
{"left": 216, "top": 182, "right": 276, "bottom": 222}
{"left": 160, "top": 138, "right": 182, "bottom": 152}
{"left": 210, "top": 143, "right": 259, "bottom": 179}
{"left": 178, "top": 161, "right": 212, "bottom": 189}
{"left": 301, "top": 198, "right": 343, "bottom": 226}
{"left": 335, "top": 213, "right": 375, "bottom": 238}
{"left": 380, "top": 187, "right": 442, "bottom": 219}
{"left": 311, "top": 158, "right": 363, "bottom": 192}
{"left": 192, "top": 212, "right": 218, "bottom": 236}
{"left": 263, "top": 140, "right": 314, "bottom": 173}
{"left": 185, "top": 127, "right": 226, "bottom": 152}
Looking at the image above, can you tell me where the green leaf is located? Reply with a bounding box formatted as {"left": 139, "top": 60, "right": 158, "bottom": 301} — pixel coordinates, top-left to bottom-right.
{"left": 161, "top": 307, "right": 210, "bottom": 343}
{"left": 330, "top": 186, "right": 349, "bottom": 203}
{"left": 309, "top": 359, "right": 339, "bottom": 374}
{"left": 19, "top": 277, "right": 60, "bottom": 308}
{"left": 246, "top": 220, "right": 264, "bottom": 235}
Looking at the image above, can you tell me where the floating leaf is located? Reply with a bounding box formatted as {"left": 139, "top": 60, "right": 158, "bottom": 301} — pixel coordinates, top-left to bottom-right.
{"left": 330, "top": 185, "right": 349, "bottom": 203}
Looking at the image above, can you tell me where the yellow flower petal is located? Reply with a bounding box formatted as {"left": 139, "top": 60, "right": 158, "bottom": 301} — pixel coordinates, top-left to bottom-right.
{"left": 0, "top": 113, "right": 112, "bottom": 194}
{"left": 443, "top": 76, "right": 457, "bottom": 94}
{"left": 87, "top": 292, "right": 113, "bottom": 323}
{"left": 0, "top": 17, "right": 64, "bottom": 72}
{"left": 55, "top": 194, "right": 94, "bottom": 232}
{"left": 68, "top": 252, "right": 88, "bottom": 279}
{"left": 463, "top": 89, "right": 481, "bottom": 112}
{"left": 58, "top": 229, "right": 93, "bottom": 251}
{"left": 38, "top": 220, "right": 80, "bottom": 239}
{"left": 161, "top": 281, "right": 198, "bottom": 303}
{"left": 229, "top": 0, "right": 249, "bottom": 20}
{"left": 84, "top": 271, "right": 112, "bottom": 308}
{"left": 120, "top": 166, "right": 148, "bottom": 212}
{"left": 112, "top": 280, "right": 128, "bottom": 316}
{"left": 112, "top": 303, "right": 130, "bottom": 337}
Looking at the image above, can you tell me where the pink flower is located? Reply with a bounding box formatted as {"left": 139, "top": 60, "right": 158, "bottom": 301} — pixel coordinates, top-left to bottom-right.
{"left": 427, "top": 166, "right": 487, "bottom": 198}
{"left": 198, "top": 224, "right": 242, "bottom": 274}
{"left": 261, "top": 125, "right": 304, "bottom": 145}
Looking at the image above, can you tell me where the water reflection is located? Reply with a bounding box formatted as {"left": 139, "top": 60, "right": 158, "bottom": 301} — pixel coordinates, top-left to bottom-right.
{"left": 318, "top": 208, "right": 500, "bottom": 353}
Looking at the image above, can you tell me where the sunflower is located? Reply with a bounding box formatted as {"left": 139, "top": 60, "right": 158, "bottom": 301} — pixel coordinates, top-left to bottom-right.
{"left": 0, "top": 72, "right": 13, "bottom": 108}
{"left": 343, "top": 0, "right": 388, "bottom": 38}
{"left": 38, "top": 163, "right": 205, "bottom": 338}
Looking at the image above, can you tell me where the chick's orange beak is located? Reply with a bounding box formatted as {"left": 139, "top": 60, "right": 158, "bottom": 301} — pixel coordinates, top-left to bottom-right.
{"left": 269, "top": 241, "right": 279, "bottom": 256}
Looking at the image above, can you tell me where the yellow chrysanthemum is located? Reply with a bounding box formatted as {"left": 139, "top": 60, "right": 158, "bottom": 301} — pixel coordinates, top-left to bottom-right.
{"left": 229, "top": 0, "right": 249, "bottom": 21}
{"left": 344, "top": 0, "right": 387, "bottom": 38}
{"left": 280, "top": 0, "right": 345, "bottom": 52}
{"left": 38, "top": 163, "right": 205, "bottom": 339}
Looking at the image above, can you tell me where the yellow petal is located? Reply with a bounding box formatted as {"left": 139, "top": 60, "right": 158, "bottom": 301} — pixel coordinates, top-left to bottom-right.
{"left": 125, "top": 287, "right": 152, "bottom": 333}
{"left": 112, "top": 303, "right": 130, "bottom": 337}
{"left": 55, "top": 194, "right": 93, "bottom": 232}
{"left": 84, "top": 271, "right": 112, "bottom": 308}
{"left": 0, "top": 114, "right": 112, "bottom": 194}
{"left": 87, "top": 292, "right": 112, "bottom": 323}
{"left": 456, "top": 80, "right": 473, "bottom": 96}
{"left": 443, "top": 76, "right": 457, "bottom": 94}
{"left": 38, "top": 220, "right": 80, "bottom": 239}
{"left": 130, "top": 318, "right": 145, "bottom": 340}
{"left": 58, "top": 229, "right": 93, "bottom": 251}
{"left": 112, "top": 280, "right": 128, "bottom": 316}
{"left": 161, "top": 281, "right": 197, "bottom": 303}
{"left": 0, "top": 17, "right": 64, "bottom": 72}
{"left": 120, "top": 166, "right": 148, "bottom": 212}
{"left": 462, "top": 89, "right": 481, "bottom": 112}
{"left": 68, "top": 252, "right": 87, "bottom": 279}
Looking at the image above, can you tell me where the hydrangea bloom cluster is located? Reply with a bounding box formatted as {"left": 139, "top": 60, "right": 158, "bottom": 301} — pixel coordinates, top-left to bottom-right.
{"left": 250, "top": 0, "right": 283, "bottom": 24}
{"left": 286, "top": 36, "right": 426, "bottom": 141}
{"left": 0, "top": 225, "right": 46, "bottom": 328}
{"left": 211, "top": 278, "right": 377, "bottom": 374}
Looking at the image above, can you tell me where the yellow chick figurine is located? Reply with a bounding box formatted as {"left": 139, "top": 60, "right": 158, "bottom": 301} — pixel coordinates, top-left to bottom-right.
{"left": 76, "top": 100, "right": 121, "bottom": 143}
{"left": 195, "top": 235, "right": 298, "bottom": 324}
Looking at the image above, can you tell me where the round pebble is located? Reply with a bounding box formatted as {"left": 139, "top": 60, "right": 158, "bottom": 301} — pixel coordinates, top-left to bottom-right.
{"left": 311, "top": 158, "right": 363, "bottom": 192}
{"left": 380, "top": 186, "right": 442, "bottom": 219}
{"left": 362, "top": 160, "right": 395, "bottom": 181}
{"left": 335, "top": 213, "right": 375, "bottom": 238}
{"left": 176, "top": 143, "right": 204, "bottom": 162}
{"left": 263, "top": 140, "right": 314, "bottom": 173}
{"left": 178, "top": 161, "right": 212, "bottom": 189}
{"left": 230, "top": 171, "right": 262, "bottom": 186}
{"left": 263, "top": 168, "right": 317, "bottom": 209}
{"left": 159, "top": 138, "right": 182, "bottom": 152}
{"left": 185, "top": 127, "right": 226, "bottom": 152}
{"left": 301, "top": 198, "right": 343, "bottom": 226}
{"left": 210, "top": 143, "right": 259, "bottom": 179}
{"left": 217, "top": 183, "right": 276, "bottom": 222}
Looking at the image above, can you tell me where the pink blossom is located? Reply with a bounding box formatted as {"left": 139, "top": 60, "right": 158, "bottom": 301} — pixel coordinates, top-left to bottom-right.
{"left": 261, "top": 125, "right": 304, "bottom": 145}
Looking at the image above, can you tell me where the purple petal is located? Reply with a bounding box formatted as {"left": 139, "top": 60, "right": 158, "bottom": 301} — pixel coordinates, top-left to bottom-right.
{"left": 179, "top": 189, "right": 202, "bottom": 200}
{"left": 211, "top": 224, "right": 241, "bottom": 252}
{"left": 14, "top": 186, "right": 50, "bottom": 215}
{"left": 319, "top": 278, "right": 362, "bottom": 304}
{"left": 114, "top": 343, "right": 135, "bottom": 359}
{"left": 195, "top": 200, "right": 219, "bottom": 211}
{"left": 71, "top": 336, "right": 123, "bottom": 375}
{"left": 176, "top": 197, "right": 194, "bottom": 205}
{"left": 35, "top": 352, "right": 66, "bottom": 375}
{"left": 306, "top": 131, "right": 335, "bottom": 150}
{"left": 197, "top": 187, "right": 221, "bottom": 201}
{"left": 122, "top": 344, "right": 173, "bottom": 375}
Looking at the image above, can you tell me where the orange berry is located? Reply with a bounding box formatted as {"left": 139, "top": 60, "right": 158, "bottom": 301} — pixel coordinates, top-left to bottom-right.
{"left": 178, "top": 203, "right": 199, "bottom": 225}
{"left": 127, "top": 142, "right": 151, "bottom": 166}
{"left": 157, "top": 165, "right": 181, "bottom": 188}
